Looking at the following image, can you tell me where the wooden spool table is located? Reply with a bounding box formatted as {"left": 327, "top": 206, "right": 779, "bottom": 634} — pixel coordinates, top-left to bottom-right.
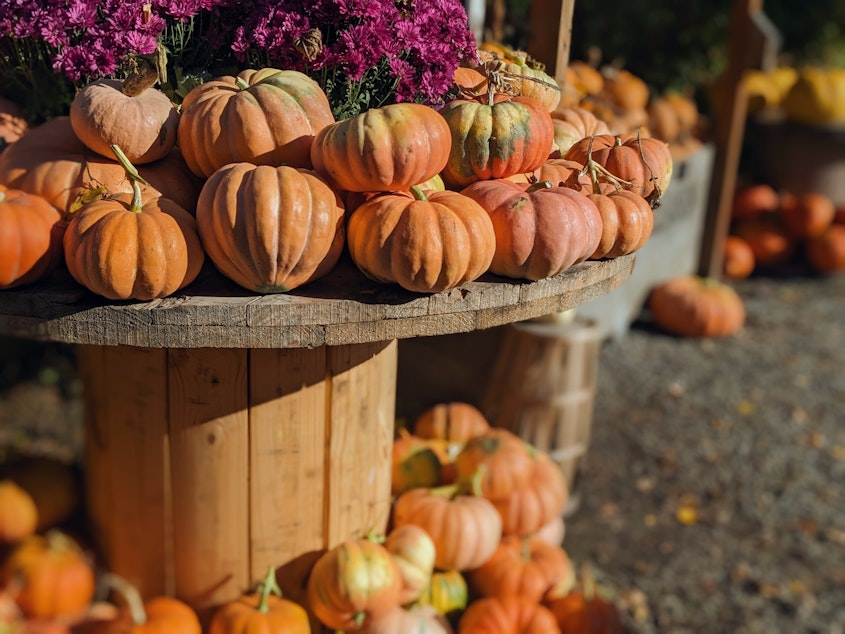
{"left": 0, "top": 254, "right": 634, "bottom": 614}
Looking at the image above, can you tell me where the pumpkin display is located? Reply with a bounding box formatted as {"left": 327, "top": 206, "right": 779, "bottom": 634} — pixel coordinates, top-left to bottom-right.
{"left": 70, "top": 79, "right": 179, "bottom": 165}
{"left": 0, "top": 97, "right": 28, "bottom": 149}
{"left": 586, "top": 189, "right": 654, "bottom": 259}
{"left": 0, "top": 117, "right": 202, "bottom": 215}
{"left": 384, "top": 525, "right": 437, "bottom": 606}
{"left": 466, "top": 536, "right": 575, "bottom": 604}
{"left": 460, "top": 180, "right": 602, "bottom": 280}
{"left": 2, "top": 532, "right": 95, "bottom": 621}
{"left": 781, "top": 66, "right": 845, "bottom": 126}
{"left": 413, "top": 403, "right": 490, "bottom": 443}
{"left": 806, "top": 224, "right": 845, "bottom": 273}
{"left": 392, "top": 485, "right": 502, "bottom": 572}
{"left": 550, "top": 107, "right": 611, "bottom": 156}
{"left": 722, "top": 235, "right": 756, "bottom": 280}
{"left": 209, "top": 566, "right": 309, "bottom": 634}
{"left": 779, "top": 191, "right": 835, "bottom": 240}
{"left": 0, "top": 480, "right": 38, "bottom": 543}
{"left": 196, "top": 163, "right": 345, "bottom": 294}
{"left": 346, "top": 187, "right": 496, "bottom": 294}
{"left": 310, "top": 103, "right": 451, "bottom": 193}
{"left": 648, "top": 276, "right": 746, "bottom": 338}
{"left": 565, "top": 133, "right": 673, "bottom": 199}
{"left": 457, "top": 596, "right": 561, "bottom": 634}
{"left": 306, "top": 538, "right": 402, "bottom": 631}
{"left": 416, "top": 571, "right": 469, "bottom": 617}
{"left": 491, "top": 452, "right": 568, "bottom": 537}
{"left": 439, "top": 92, "right": 555, "bottom": 187}
{"left": 63, "top": 146, "right": 204, "bottom": 301}
{"left": 361, "top": 604, "right": 453, "bottom": 634}
{"left": 96, "top": 573, "right": 201, "bottom": 634}
{"left": 0, "top": 187, "right": 65, "bottom": 289}
{"left": 178, "top": 68, "right": 335, "bottom": 178}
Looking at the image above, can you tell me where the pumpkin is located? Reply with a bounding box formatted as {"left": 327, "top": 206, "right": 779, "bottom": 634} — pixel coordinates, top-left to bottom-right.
{"left": 453, "top": 67, "right": 488, "bottom": 99}
{"left": 0, "top": 187, "right": 65, "bottom": 289}
{"left": 601, "top": 69, "right": 650, "bottom": 113}
{"left": 1, "top": 456, "right": 80, "bottom": 534}
{"left": 467, "top": 536, "right": 575, "bottom": 604}
{"left": 780, "top": 191, "right": 835, "bottom": 240}
{"left": 413, "top": 403, "right": 490, "bottom": 443}
{"left": 392, "top": 485, "right": 502, "bottom": 572}
{"left": 0, "top": 98, "right": 28, "bottom": 149}
{"left": 565, "top": 134, "right": 673, "bottom": 199}
{"left": 310, "top": 103, "right": 451, "bottom": 193}
{"left": 208, "top": 566, "right": 309, "bottom": 634}
{"left": 440, "top": 92, "right": 555, "bottom": 187}
{"left": 731, "top": 184, "right": 780, "bottom": 222}
{"left": 0, "top": 621, "right": 70, "bottom": 634}
{"left": 2, "top": 532, "right": 95, "bottom": 621}
{"left": 360, "top": 604, "right": 453, "bottom": 634}
{"left": 533, "top": 159, "right": 591, "bottom": 191}
{"left": 733, "top": 218, "right": 795, "bottom": 267}
{"left": 63, "top": 146, "right": 204, "bottom": 301}
{"left": 550, "top": 107, "right": 611, "bottom": 156}
{"left": 806, "top": 224, "right": 845, "bottom": 274}
{"left": 492, "top": 452, "right": 568, "bottom": 537}
{"left": 0, "top": 481, "right": 37, "bottom": 544}
{"left": 782, "top": 66, "right": 845, "bottom": 126}
{"left": 545, "top": 566, "right": 624, "bottom": 634}
{"left": 648, "top": 276, "right": 746, "bottom": 338}
{"left": 384, "top": 525, "right": 437, "bottom": 606}
{"left": 0, "top": 118, "right": 202, "bottom": 215}
{"left": 454, "top": 429, "right": 535, "bottom": 501}
{"left": 586, "top": 189, "right": 654, "bottom": 259}
{"left": 416, "top": 571, "right": 468, "bottom": 617}
{"left": 178, "top": 68, "right": 335, "bottom": 178}
{"left": 196, "top": 163, "right": 345, "bottom": 294}
{"left": 306, "top": 538, "right": 402, "bottom": 631}
{"left": 457, "top": 596, "right": 560, "bottom": 634}
{"left": 722, "top": 235, "right": 756, "bottom": 280}
{"left": 647, "top": 92, "right": 699, "bottom": 145}
{"left": 95, "top": 574, "right": 201, "bottom": 634}
{"left": 566, "top": 62, "right": 604, "bottom": 97}
{"left": 494, "top": 59, "right": 562, "bottom": 112}
{"left": 70, "top": 79, "right": 178, "bottom": 165}
{"left": 392, "top": 434, "right": 445, "bottom": 496}
{"left": 346, "top": 187, "right": 496, "bottom": 294}
{"left": 533, "top": 516, "right": 566, "bottom": 548}
{"left": 460, "top": 180, "right": 602, "bottom": 280}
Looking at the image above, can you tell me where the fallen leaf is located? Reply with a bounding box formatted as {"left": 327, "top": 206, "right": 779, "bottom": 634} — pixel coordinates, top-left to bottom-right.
{"left": 737, "top": 400, "right": 756, "bottom": 415}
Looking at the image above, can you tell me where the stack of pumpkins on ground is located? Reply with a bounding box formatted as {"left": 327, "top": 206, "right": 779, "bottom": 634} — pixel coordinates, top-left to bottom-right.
{"left": 723, "top": 183, "right": 845, "bottom": 278}
{"left": 0, "top": 56, "right": 673, "bottom": 299}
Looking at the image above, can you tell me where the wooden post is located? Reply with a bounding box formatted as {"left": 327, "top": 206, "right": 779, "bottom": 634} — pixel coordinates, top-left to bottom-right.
{"left": 527, "top": 0, "right": 576, "bottom": 83}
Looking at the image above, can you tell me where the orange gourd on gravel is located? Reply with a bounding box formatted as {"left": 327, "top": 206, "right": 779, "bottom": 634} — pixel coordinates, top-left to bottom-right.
{"left": 458, "top": 596, "right": 561, "bottom": 634}
{"left": 63, "top": 146, "right": 204, "bottom": 301}
{"left": 413, "top": 403, "right": 490, "bottom": 443}
{"left": 346, "top": 186, "right": 496, "bottom": 293}
{"left": 0, "top": 187, "right": 65, "bottom": 289}
{"left": 310, "top": 102, "right": 451, "bottom": 193}
{"left": 460, "top": 180, "right": 602, "bottom": 280}
{"left": 178, "top": 68, "right": 335, "bottom": 178}
{"left": 196, "top": 163, "right": 345, "bottom": 294}
{"left": 648, "top": 276, "right": 746, "bottom": 338}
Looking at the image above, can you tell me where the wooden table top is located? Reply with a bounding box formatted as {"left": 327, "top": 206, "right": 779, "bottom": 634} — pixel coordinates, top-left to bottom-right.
{"left": 0, "top": 254, "right": 635, "bottom": 349}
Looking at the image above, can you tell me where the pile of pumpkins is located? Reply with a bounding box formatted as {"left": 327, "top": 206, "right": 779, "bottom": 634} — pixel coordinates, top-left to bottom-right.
{"left": 0, "top": 404, "right": 625, "bottom": 633}
{"left": 0, "top": 51, "right": 673, "bottom": 301}
{"left": 723, "top": 183, "right": 845, "bottom": 277}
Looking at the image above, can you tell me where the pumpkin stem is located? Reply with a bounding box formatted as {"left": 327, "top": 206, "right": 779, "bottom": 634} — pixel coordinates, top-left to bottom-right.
{"left": 526, "top": 180, "right": 554, "bottom": 193}
{"left": 581, "top": 562, "right": 596, "bottom": 602}
{"left": 578, "top": 136, "right": 634, "bottom": 194}
{"left": 109, "top": 144, "right": 148, "bottom": 213}
{"left": 235, "top": 76, "right": 251, "bottom": 90}
{"left": 0, "top": 190, "right": 5, "bottom": 204}
{"left": 255, "top": 565, "right": 282, "bottom": 613}
{"left": 102, "top": 572, "right": 148, "bottom": 625}
{"left": 410, "top": 185, "right": 428, "bottom": 202}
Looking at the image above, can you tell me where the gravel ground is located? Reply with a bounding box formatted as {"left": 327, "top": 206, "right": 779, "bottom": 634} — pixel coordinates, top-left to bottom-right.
{"left": 1, "top": 264, "right": 843, "bottom": 633}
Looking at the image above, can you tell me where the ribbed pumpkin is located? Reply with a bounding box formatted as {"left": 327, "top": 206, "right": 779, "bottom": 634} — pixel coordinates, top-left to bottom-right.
{"left": 70, "top": 79, "right": 179, "bottom": 165}
{"left": 413, "top": 402, "right": 490, "bottom": 443}
{"left": 460, "top": 180, "right": 602, "bottom": 280}
{"left": 310, "top": 103, "right": 452, "bottom": 193}
{"left": 0, "top": 117, "right": 202, "bottom": 215}
{"left": 178, "top": 68, "right": 335, "bottom": 178}
{"left": 63, "top": 147, "right": 204, "bottom": 301}
{"left": 440, "top": 93, "right": 555, "bottom": 188}
{"left": 346, "top": 187, "right": 496, "bottom": 293}
{"left": 550, "top": 106, "right": 610, "bottom": 156}
{"left": 384, "top": 524, "right": 437, "bottom": 605}
{"left": 454, "top": 429, "right": 536, "bottom": 501}
{"left": 417, "top": 571, "right": 469, "bottom": 617}
{"left": 496, "top": 60, "right": 562, "bottom": 112}
{"left": 492, "top": 452, "right": 568, "bottom": 537}
{"left": 196, "top": 163, "right": 345, "bottom": 293}
{"left": 0, "top": 187, "right": 65, "bottom": 289}
{"left": 587, "top": 189, "right": 654, "bottom": 259}
{"left": 306, "top": 538, "right": 402, "bottom": 631}
{"left": 365, "top": 605, "right": 454, "bottom": 634}
{"left": 565, "top": 133, "right": 673, "bottom": 199}
{"left": 648, "top": 276, "right": 746, "bottom": 338}
{"left": 457, "top": 596, "right": 561, "bottom": 634}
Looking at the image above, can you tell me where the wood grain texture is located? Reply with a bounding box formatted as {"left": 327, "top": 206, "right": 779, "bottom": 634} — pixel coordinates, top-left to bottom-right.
{"left": 0, "top": 255, "right": 635, "bottom": 348}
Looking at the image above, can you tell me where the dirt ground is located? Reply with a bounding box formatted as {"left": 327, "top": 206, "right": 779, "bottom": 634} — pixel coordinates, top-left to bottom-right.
{"left": 1, "top": 262, "right": 843, "bottom": 633}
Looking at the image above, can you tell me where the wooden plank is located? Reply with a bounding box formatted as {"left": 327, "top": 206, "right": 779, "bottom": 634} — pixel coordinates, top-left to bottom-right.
{"left": 326, "top": 341, "right": 397, "bottom": 545}
{"left": 167, "top": 348, "right": 250, "bottom": 610}
{"left": 527, "top": 0, "right": 576, "bottom": 83}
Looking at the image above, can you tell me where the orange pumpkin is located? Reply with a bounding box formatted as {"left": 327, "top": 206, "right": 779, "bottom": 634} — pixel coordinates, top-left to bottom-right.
{"left": 587, "top": 189, "right": 654, "bottom": 259}
{"left": 806, "top": 224, "right": 845, "bottom": 274}
{"left": 457, "top": 596, "right": 561, "bottom": 634}
{"left": 730, "top": 183, "right": 780, "bottom": 222}
{"left": 533, "top": 516, "right": 566, "bottom": 548}
{"left": 306, "top": 538, "right": 402, "bottom": 631}
{"left": 63, "top": 147, "right": 205, "bottom": 301}
{"left": 566, "top": 62, "right": 604, "bottom": 97}
{"left": 454, "top": 429, "right": 536, "bottom": 501}
{"left": 492, "top": 452, "right": 569, "bottom": 537}
{"left": 2, "top": 532, "right": 95, "bottom": 621}
{"left": 178, "top": 68, "right": 335, "bottom": 178}
{"left": 722, "top": 235, "right": 756, "bottom": 280}
{"left": 196, "top": 163, "right": 345, "bottom": 294}
{"left": 413, "top": 403, "right": 490, "bottom": 443}
{"left": 460, "top": 180, "right": 602, "bottom": 280}
{"left": 209, "top": 567, "right": 309, "bottom": 634}
{"left": 0, "top": 480, "right": 37, "bottom": 543}
{"left": 467, "top": 536, "right": 575, "bottom": 604}
{"left": 733, "top": 218, "right": 795, "bottom": 267}
{"left": 95, "top": 574, "right": 201, "bottom": 634}
{"left": 494, "top": 60, "right": 562, "bottom": 112}
{"left": 346, "top": 187, "right": 496, "bottom": 294}
{"left": 392, "top": 433, "right": 446, "bottom": 496}
{"left": 545, "top": 565, "right": 624, "bottom": 634}
{"left": 363, "top": 604, "right": 453, "bottom": 634}
{"left": 1, "top": 456, "right": 81, "bottom": 534}
{"left": 550, "top": 107, "right": 611, "bottom": 156}
{"left": 601, "top": 69, "right": 650, "bottom": 112}
{"left": 533, "top": 159, "right": 591, "bottom": 191}
{"left": 70, "top": 80, "right": 178, "bottom": 165}
{"left": 0, "top": 187, "right": 65, "bottom": 289}
{"left": 310, "top": 102, "right": 451, "bottom": 193}
{"left": 392, "top": 485, "right": 502, "bottom": 572}
{"left": 384, "top": 525, "right": 437, "bottom": 606}
{"left": 453, "top": 66, "right": 488, "bottom": 98}
{"left": 780, "top": 191, "right": 835, "bottom": 240}
{"left": 648, "top": 276, "right": 746, "bottom": 338}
